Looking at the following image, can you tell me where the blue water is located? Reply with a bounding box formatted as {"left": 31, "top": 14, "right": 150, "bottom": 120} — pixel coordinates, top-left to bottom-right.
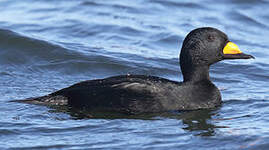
{"left": 0, "top": 0, "right": 268, "bottom": 149}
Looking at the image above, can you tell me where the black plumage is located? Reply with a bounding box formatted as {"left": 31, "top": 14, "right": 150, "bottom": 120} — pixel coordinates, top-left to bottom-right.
{"left": 14, "top": 27, "right": 254, "bottom": 114}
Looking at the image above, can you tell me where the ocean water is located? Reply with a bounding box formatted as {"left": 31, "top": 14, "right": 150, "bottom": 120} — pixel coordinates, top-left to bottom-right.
{"left": 0, "top": 0, "right": 268, "bottom": 149}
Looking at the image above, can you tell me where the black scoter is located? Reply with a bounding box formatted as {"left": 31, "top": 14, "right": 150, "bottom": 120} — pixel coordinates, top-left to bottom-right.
{"left": 15, "top": 27, "right": 254, "bottom": 114}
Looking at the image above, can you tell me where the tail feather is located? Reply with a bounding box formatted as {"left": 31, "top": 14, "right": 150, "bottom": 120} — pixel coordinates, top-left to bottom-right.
{"left": 10, "top": 95, "right": 68, "bottom": 106}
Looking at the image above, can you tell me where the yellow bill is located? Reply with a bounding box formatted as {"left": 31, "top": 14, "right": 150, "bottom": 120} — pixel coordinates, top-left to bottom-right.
{"left": 223, "top": 42, "right": 242, "bottom": 54}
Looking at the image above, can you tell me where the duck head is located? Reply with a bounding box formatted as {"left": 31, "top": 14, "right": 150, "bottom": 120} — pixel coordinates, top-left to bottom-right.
{"left": 180, "top": 27, "right": 254, "bottom": 82}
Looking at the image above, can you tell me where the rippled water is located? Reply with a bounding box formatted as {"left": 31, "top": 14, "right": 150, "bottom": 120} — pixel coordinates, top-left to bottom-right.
{"left": 0, "top": 0, "right": 268, "bottom": 149}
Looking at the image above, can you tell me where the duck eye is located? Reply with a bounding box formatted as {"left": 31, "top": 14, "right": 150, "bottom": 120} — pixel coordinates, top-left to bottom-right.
{"left": 207, "top": 35, "right": 215, "bottom": 42}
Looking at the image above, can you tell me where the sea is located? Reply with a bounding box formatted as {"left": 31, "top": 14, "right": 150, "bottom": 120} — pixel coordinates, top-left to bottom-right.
{"left": 0, "top": 0, "right": 268, "bottom": 149}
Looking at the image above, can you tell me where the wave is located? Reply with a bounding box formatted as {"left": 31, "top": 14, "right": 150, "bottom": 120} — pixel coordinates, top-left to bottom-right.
{"left": 0, "top": 29, "right": 179, "bottom": 78}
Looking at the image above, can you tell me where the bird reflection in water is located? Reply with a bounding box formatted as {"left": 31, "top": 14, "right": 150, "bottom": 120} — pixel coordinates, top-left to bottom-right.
{"left": 49, "top": 106, "right": 228, "bottom": 136}
{"left": 178, "top": 109, "right": 228, "bottom": 136}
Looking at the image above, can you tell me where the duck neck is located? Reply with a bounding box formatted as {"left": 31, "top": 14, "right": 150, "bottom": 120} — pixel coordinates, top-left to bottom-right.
{"left": 182, "top": 65, "right": 210, "bottom": 83}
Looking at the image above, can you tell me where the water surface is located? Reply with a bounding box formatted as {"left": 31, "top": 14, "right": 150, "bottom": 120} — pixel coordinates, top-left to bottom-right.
{"left": 0, "top": 0, "right": 268, "bottom": 149}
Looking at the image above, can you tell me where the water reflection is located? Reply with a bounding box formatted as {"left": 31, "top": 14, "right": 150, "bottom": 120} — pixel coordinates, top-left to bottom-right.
{"left": 49, "top": 106, "right": 227, "bottom": 136}
{"left": 178, "top": 109, "right": 227, "bottom": 136}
